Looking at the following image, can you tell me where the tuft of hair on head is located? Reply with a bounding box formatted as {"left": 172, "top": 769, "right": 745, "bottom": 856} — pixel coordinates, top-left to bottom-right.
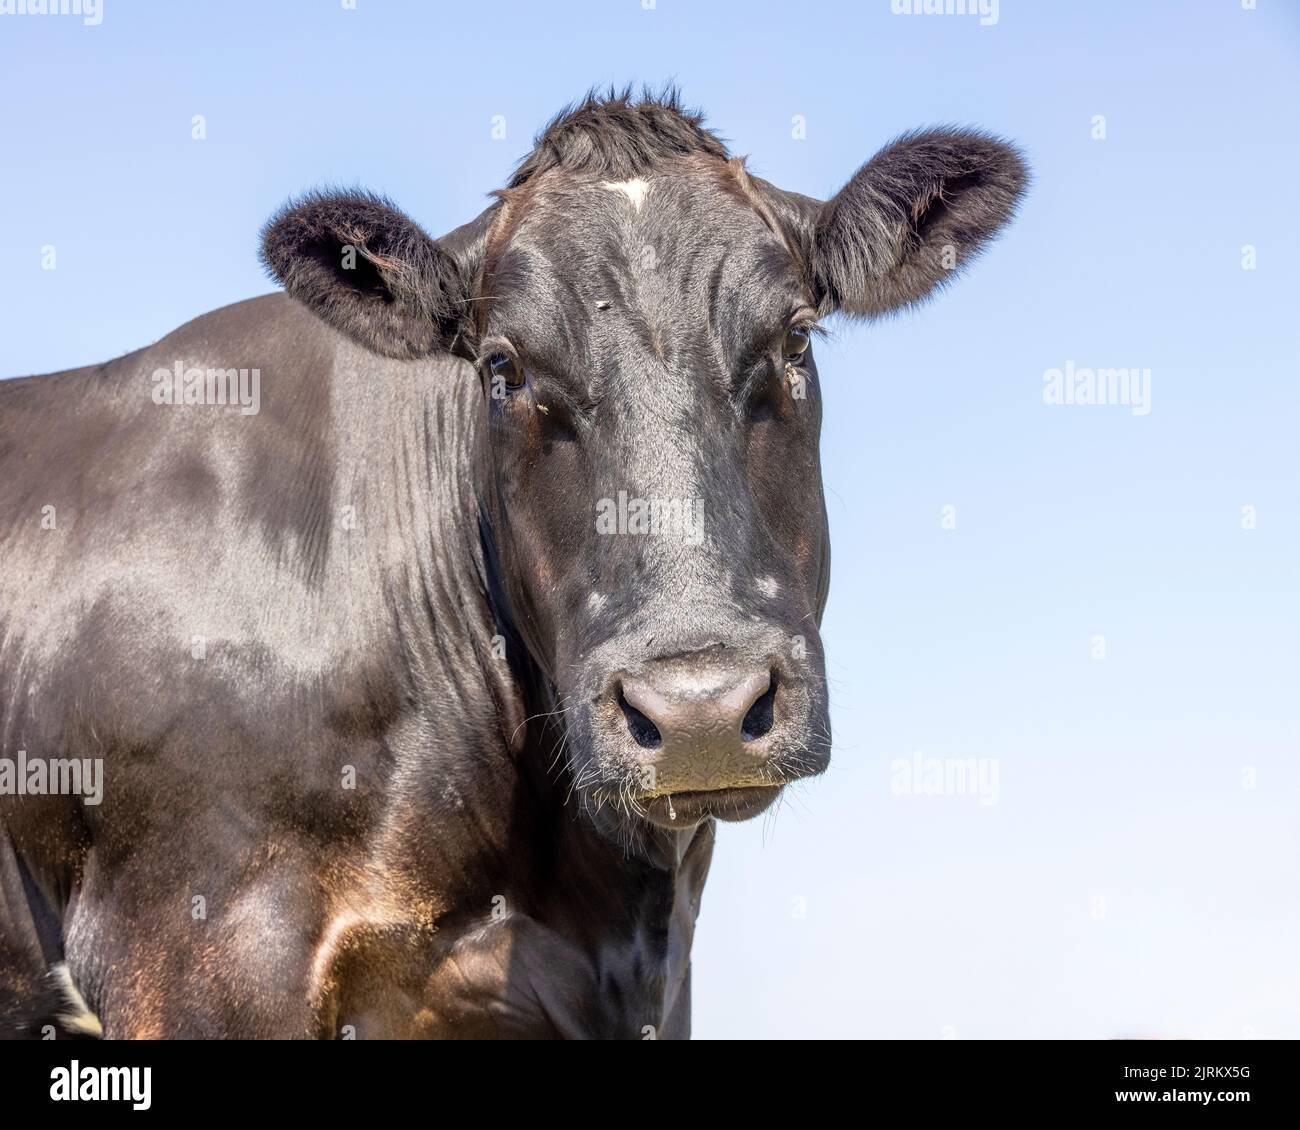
{"left": 507, "top": 84, "right": 729, "bottom": 189}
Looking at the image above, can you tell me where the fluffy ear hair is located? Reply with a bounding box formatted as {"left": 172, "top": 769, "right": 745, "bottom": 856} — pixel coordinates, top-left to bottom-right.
{"left": 260, "top": 190, "right": 464, "bottom": 359}
{"left": 810, "top": 128, "right": 1028, "bottom": 318}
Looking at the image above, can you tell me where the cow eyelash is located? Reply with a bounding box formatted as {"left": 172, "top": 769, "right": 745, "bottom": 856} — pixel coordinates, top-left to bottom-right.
{"left": 477, "top": 346, "right": 597, "bottom": 423}
{"left": 768, "top": 317, "right": 821, "bottom": 371}
{"left": 781, "top": 322, "right": 817, "bottom": 363}
{"left": 476, "top": 340, "right": 528, "bottom": 392}
{"left": 730, "top": 316, "right": 820, "bottom": 407}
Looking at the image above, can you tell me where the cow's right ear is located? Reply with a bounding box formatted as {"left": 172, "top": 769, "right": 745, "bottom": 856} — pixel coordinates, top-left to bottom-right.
{"left": 260, "top": 191, "right": 466, "bottom": 360}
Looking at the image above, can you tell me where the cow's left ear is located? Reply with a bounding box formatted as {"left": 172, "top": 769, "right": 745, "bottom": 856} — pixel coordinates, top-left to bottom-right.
{"left": 260, "top": 190, "right": 467, "bottom": 359}
{"left": 801, "top": 128, "right": 1028, "bottom": 318}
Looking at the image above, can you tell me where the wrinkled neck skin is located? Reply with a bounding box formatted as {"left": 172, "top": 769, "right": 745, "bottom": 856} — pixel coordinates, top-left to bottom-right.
{"left": 339, "top": 362, "right": 710, "bottom": 1039}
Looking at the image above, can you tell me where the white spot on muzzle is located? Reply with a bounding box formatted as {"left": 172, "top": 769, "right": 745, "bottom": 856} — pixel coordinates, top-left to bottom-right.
{"left": 756, "top": 575, "right": 780, "bottom": 599}
{"left": 602, "top": 177, "right": 650, "bottom": 211}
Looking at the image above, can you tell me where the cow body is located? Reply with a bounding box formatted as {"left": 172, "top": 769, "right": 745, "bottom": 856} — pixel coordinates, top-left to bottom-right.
{"left": 0, "top": 295, "right": 704, "bottom": 1038}
{"left": 0, "top": 89, "right": 1026, "bottom": 1038}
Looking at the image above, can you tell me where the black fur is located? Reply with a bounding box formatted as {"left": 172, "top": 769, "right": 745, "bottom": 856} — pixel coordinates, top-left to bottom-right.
{"left": 807, "top": 127, "right": 1029, "bottom": 318}
{"left": 507, "top": 84, "right": 727, "bottom": 189}
{"left": 259, "top": 189, "right": 464, "bottom": 359}
{"left": 0, "top": 90, "right": 1029, "bottom": 1038}
{"left": 263, "top": 92, "right": 1026, "bottom": 351}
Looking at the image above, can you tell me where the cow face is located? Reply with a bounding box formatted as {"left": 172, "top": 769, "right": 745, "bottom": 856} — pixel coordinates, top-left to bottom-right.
{"left": 263, "top": 101, "right": 1026, "bottom": 834}
{"left": 467, "top": 161, "right": 834, "bottom": 831}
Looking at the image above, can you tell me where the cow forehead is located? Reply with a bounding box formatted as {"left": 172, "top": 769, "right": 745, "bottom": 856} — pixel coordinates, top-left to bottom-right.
{"left": 480, "top": 168, "right": 807, "bottom": 347}
{"left": 602, "top": 177, "right": 651, "bottom": 210}
{"left": 497, "top": 164, "right": 788, "bottom": 269}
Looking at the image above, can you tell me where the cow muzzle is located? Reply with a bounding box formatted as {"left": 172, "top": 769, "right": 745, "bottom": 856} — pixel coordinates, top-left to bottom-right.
{"left": 589, "top": 644, "right": 829, "bottom": 828}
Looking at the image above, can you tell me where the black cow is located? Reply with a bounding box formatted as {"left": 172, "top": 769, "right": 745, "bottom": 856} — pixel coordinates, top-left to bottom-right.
{"left": 0, "top": 89, "right": 1025, "bottom": 1038}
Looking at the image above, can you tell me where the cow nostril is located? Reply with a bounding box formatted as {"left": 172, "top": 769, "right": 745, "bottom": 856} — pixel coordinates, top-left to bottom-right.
{"left": 618, "top": 687, "right": 662, "bottom": 750}
{"left": 741, "top": 673, "right": 777, "bottom": 742}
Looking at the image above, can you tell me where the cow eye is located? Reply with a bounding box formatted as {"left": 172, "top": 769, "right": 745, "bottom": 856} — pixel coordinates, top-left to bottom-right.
{"left": 488, "top": 352, "right": 526, "bottom": 389}
{"left": 782, "top": 325, "right": 811, "bottom": 361}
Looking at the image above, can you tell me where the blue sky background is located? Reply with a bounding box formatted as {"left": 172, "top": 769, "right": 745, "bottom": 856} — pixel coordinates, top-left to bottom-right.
{"left": 2, "top": 1, "right": 1297, "bottom": 1038}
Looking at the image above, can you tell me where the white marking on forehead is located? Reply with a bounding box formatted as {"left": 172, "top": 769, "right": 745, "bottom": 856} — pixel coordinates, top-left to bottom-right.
{"left": 756, "top": 575, "right": 780, "bottom": 599}
{"left": 602, "top": 177, "right": 650, "bottom": 210}
{"left": 587, "top": 591, "right": 608, "bottom": 615}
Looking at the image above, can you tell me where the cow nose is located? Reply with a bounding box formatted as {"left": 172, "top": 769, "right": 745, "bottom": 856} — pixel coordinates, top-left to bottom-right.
{"left": 615, "top": 663, "right": 778, "bottom": 793}
{"left": 620, "top": 668, "right": 774, "bottom": 750}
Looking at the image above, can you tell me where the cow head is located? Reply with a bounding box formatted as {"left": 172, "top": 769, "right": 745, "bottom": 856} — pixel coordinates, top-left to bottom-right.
{"left": 263, "top": 90, "right": 1026, "bottom": 835}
